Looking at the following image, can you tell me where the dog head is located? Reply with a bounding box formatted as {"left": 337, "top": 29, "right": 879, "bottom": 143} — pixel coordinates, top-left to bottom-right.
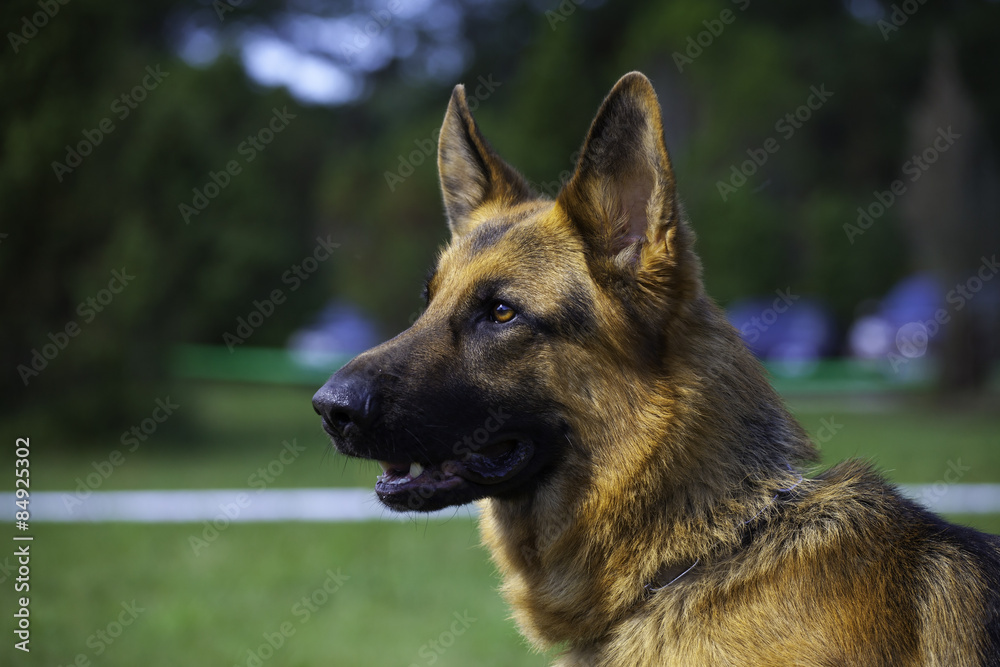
{"left": 313, "top": 72, "right": 703, "bottom": 512}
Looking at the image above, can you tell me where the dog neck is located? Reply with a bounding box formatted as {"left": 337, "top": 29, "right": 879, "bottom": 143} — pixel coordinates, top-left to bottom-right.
{"left": 479, "top": 307, "right": 817, "bottom": 650}
{"left": 642, "top": 467, "right": 804, "bottom": 594}
{"left": 481, "top": 460, "right": 808, "bottom": 650}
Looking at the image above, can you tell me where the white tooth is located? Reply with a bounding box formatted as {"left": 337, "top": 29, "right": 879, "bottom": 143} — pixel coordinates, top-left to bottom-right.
{"left": 377, "top": 461, "right": 391, "bottom": 473}
{"left": 409, "top": 462, "right": 424, "bottom": 478}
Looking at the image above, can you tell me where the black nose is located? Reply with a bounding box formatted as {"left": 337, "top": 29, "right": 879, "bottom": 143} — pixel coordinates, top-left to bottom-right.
{"left": 312, "top": 371, "right": 379, "bottom": 437}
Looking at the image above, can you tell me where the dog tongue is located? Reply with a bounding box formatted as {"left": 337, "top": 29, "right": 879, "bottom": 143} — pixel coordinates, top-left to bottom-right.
{"left": 449, "top": 441, "right": 532, "bottom": 485}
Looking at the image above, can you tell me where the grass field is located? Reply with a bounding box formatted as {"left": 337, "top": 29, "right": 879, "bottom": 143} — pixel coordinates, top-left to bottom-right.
{"left": 10, "top": 522, "right": 543, "bottom": 667}
{"left": 3, "top": 380, "right": 999, "bottom": 666}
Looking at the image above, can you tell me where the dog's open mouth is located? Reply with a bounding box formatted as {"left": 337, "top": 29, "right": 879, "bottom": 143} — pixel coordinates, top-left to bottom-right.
{"left": 373, "top": 439, "right": 534, "bottom": 510}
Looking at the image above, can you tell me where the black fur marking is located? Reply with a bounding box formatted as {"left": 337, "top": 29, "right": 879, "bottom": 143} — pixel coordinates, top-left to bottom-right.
{"left": 442, "top": 174, "right": 477, "bottom": 220}
{"left": 421, "top": 267, "right": 437, "bottom": 305}
{"left": 580, "top": 100, "right": 649, "bottom": 176}
{"left": 455, "top": 106, "right": 491, "bottom": 185}
{"left": 467, "top": 220, "right": 516, "bottom": 256}
{"left": 536, "top": 285, "right": 596, "bottom": 342}
{"left": 910, "top": 503, "right": 1000, "bottom": 658}
{"left": 471, "top": 276, "right": 514, "bottom": 309}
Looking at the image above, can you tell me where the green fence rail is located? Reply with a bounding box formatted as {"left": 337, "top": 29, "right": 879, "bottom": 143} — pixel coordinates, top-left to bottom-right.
{"left": 171, "top": 344, "right": 350, "bottom": 386}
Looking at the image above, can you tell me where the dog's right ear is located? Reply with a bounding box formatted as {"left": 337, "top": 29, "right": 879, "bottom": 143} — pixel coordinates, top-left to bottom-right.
{"left": 437, "top": 85, "right": 531, "bottom": 237}
{"left": 558, "top": 72, "right": 687, "bottom": 266}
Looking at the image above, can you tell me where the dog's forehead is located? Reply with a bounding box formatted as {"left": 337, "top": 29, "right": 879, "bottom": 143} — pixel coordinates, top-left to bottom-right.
{"left": 460, "top": 200, "right": 555, "bottom": 253}
{"left": 430, "top": 200, "right": 588, "bottom": 301}
{"left": 441, "top": 201, "right": 578, "bottom": 274}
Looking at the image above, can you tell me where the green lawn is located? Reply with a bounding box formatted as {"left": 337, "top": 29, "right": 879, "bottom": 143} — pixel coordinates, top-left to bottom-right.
{"left": 788, "top": 398, "right": 1000, "bottom": 484}
{"left": 5, "top": 522, "right": 547, "bottom": 667}
{"left": 2, "top": 381, "right": 999, "bottom": 666}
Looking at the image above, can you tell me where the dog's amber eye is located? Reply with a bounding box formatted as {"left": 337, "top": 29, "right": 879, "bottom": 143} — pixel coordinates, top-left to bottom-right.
{"left": 491, "top": 302, "right": 516, "bottom": 324}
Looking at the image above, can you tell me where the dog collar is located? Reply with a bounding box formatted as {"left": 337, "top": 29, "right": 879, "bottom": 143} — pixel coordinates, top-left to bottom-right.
{"left": 644, "top": 557, "right": 700, "bottom": 594}
{"left": 644, "top": 470, "right": 804, "bottom": 596}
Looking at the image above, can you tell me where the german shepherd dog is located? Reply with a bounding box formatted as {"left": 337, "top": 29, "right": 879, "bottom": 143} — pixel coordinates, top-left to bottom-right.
{"left": 313, "top": 72, "right": 1000, "bottom": 665}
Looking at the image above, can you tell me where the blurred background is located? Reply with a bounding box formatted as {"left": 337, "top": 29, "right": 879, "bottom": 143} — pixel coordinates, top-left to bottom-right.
{"left": 2, "top": 0, "right": 999, "bottom": 665}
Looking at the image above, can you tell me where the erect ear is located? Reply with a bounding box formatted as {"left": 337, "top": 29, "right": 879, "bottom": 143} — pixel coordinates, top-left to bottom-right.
{"left": 557, "top": 72, "right": 684, "bottom": 265}
{"left": 437, "top": 84, "right": 532, "bottom": 237}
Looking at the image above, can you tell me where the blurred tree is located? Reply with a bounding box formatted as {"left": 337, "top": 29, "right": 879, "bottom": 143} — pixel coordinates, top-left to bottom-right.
{"left": 1, "top": 1, "right": 339, "bottom": 431}
{"left": 901, "top": 36, "right": 1000, "bottom": 392}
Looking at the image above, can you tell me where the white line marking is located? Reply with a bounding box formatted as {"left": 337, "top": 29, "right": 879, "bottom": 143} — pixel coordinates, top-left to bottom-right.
{"left": 4, "top": 485, "right": 999, "bottom": 523}
{"left": 899, "top": 484, "right": 1000, "bottom": 515}
{"left": 7, "top": 489, "right": 479, "bottom": 523}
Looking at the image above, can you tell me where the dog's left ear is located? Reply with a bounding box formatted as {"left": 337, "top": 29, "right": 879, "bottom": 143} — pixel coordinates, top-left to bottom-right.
{"left": 437, "top": 85, "right": 532, "bottom": 237}
{"left": 558, "top": 72, "right": 688, "bottom": 269}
